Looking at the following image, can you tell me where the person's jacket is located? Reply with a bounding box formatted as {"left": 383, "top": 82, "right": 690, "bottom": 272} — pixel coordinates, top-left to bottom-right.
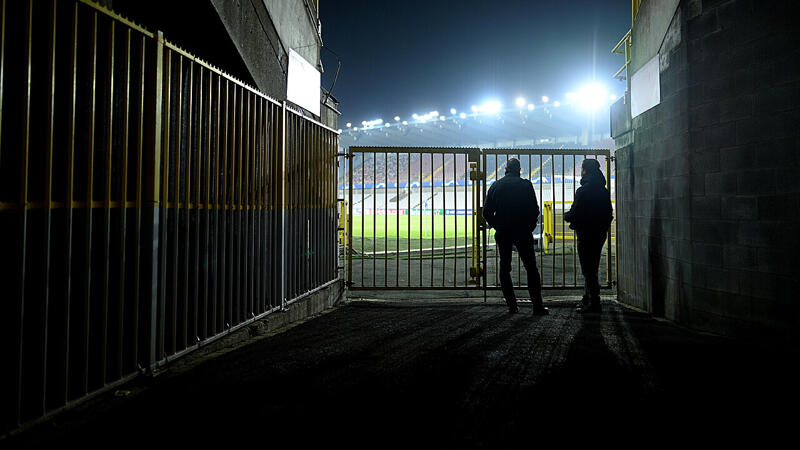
{"left": 482, "top": 172, "right": 540, "bottom": 234}
{"left": 564, "top": 170, "right": 613, "bottom": 233}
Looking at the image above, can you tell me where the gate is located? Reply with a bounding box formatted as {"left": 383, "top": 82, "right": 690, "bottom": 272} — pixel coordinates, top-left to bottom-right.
{"left": 344, "top": 146, "right": 615, "bottom": 293}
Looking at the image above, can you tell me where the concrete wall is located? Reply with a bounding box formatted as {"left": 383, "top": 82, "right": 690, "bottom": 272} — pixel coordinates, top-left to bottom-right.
{"left": 614, "top": 0, "right": 800, "bottom": 339}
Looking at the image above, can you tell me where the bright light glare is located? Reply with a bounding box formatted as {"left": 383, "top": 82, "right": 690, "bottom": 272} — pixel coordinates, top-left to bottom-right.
{"left": 450, "top": 108, "right": 457, "bottom": 115}
{"left": 440, "top": 116, "right": 446, "bottom": 121}
{"left": 471, "top": 105, "right": 478, "bottom": 112}
{"left": 459, "top": 112, "right": 467, "bottom": 118}
{"left": 346, "top": 122, "right": 352, "bottom": 128}
{"left": 576, "top": 83, "right": 609, "bottom": 110}
{"left": 363, "top": 118, "right": 383, "bottom": 127}
{"left": 402, "top": 121, "right": 408, "bottom": 125}
{"left": 609, "top": 94, "right": 618, "bottom": 101}
{"left": 385, "top": 123, "right": 390, "bottom": 127}
{"left": 527, "top": 104, "right": 534, "bottom": 110}
{"left": 553, "top": 101, "right": 560, "bottom": 107}
{"left": 353, "top": 127, "right": 358, "bottom": 131}
{"left": 565, "top": 92, "right": 576, "bottom": 100}
{"left": 515, "top": 97, "right": 526, "bottom": 108}
{"left": 394, "top": 116, "right": 401, "bottom": 121}
{"left": 480, "top": 100, "right": 502, "bottom": 114}
{"left": 541, "top": 96, "right": 549, "bottom": 103}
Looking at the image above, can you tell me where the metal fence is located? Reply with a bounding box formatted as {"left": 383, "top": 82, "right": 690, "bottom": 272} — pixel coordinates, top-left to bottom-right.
{"left": 344, "top": 146, "right": 615, "bottom": 292}
{"left": 0, "top": 0, "right": 339, "bottom": 434}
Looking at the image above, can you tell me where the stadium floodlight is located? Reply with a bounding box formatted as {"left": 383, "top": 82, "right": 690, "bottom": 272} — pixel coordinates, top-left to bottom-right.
{"left": 430, "top": 111, "right": 438, "bottom": 117}
{"left": 576, "top": 82, "right": 609, "bottom": 110}
{"left": 412, "top": 113, "right": 419, "bottom": 119}
{"left": 541, "top": 95, "right": 549, "bottom": 103}
{"left": 515, "top": 97, "right": 526, "bottom": 108}
{"left": 394, "top": 116, "right": 401, "bottom": 121}
{"left": 363, "top": 118, "right": 384, "bottom": 128}
{"left": 346, "top": 122, "right": 352, "bottom": 128}
{"left": 450, "top": 108, "right": 457, "bottom": 115}
{"left": 353, "top": 127, "right": 358, "bottom": 131}
{"left": 480, "top": 100, "right": 502, "bottom": 114}
{"left": 440, "top": 116, "right": 446, "bottom": 121}
{"left": 553, "top": 101, "right": 561, "bottom": 107}
{"left": 527, "top": 104, "right": 534, "bottom": 110}
{"left": 459, "top": 112, "right": 467, "bottom": 118}
{"left": 385, "top": 123, "right": 390, "bottom": 127}
{"left": 402, "top": 120, "right": 408, "bottom": 125}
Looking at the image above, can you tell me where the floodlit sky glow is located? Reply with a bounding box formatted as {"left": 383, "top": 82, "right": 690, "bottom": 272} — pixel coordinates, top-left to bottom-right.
{"left": 320, "top": 0, "right": 630, "bottom": 130}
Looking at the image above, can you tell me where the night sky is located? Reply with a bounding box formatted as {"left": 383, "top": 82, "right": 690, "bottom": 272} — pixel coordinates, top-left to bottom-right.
{"left": 319, "top": 0, "right": 632, "bottom": 127}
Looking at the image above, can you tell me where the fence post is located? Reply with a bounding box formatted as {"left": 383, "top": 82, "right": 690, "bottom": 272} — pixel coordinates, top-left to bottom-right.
{"left": 141, "top": 31, "right": 164, "bottom": 370}
{"left": 280, "top": 102, "right": 287, "bottom": 310}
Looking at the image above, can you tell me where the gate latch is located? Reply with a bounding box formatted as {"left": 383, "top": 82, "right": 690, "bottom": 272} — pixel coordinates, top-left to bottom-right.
{"left": 469, "top": 170, "right": 484, "bottom": 181}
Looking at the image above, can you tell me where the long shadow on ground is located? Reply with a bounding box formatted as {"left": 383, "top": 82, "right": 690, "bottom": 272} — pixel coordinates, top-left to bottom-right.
{"left": 8, "top": 301, "right": 799, "bottom": 448}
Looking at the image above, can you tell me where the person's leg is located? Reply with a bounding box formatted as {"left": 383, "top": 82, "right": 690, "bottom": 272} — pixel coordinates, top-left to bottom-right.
{"left": 495, "top": 232, "right": 518, "bottom": 312}
{"left": 514, "top": 232, "right": 547, "bottom": 314}
{"left": 576, "top": 233, "right": 592, "bottom": 308}
{"left": 586, "top": 232, "right": 607, "bottom": 303}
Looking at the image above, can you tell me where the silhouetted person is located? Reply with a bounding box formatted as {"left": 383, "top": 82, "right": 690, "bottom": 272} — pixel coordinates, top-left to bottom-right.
{"left": 483, "top": 158, "right": 548, "bottom": 315}
{"left": 564, "top": 158, "right": 613, "bottom": 313}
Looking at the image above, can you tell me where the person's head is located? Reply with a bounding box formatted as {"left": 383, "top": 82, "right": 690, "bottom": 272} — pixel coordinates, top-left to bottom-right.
{"left": 581, "top": 158, "right": 600, "bottom": 177}
{"left": 505, "top": 158, "right": 521, "bottom": 175}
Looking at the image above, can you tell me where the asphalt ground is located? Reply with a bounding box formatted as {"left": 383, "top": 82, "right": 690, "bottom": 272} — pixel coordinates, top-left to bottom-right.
{"left": 6, "top": 296, "right": 798, "bottom": 448}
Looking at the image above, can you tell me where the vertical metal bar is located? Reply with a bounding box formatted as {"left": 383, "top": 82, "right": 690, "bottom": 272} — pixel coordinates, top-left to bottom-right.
{"left": 493, "top": 155, "right": 497, "bottom": 286}
{"left": 606, "top": 154, "right": 612, "bottom": 287}
{"left": 221, "top": 80, "right": 230, "bottom": 327}
{"left": 419, "top": 154, "right": 422, "bottom": 285}
{"left": 184, "top": 62, "right": 194, "bottom": 346}
{"left": 384, "top": 152, "right": 387, "bottom": 287}
{"left": 211, "top": 75, "right": 220, "bottom": 331}
{"left": 156, "top": 41, "right": 170, "bottom": 364}
{"left": 562, "top": 154, "right": 566, "bottom": 287}
{"left": 203, "top": 70, "right": 212, "bottom": 338}
{"left": 442, "top": 153, "right": 446, "bottom": 285}
{"left": 101, "top": 20, "right": 116, "bottom": 385}
{"left": 192, "top": 67, "right": 203, "bottom": 342}
{"left": 0, "top": 0, "right": 5, "bottom": 166}
{"left": 117, "top": 29, "right": 131, "bottom": 379}
{"left": 406, "top": 152, "right": 410, "bottom": 287}
{"left": 551, "top": 152, "right": 555, "bottom": 286}
{"left": 236, "top": 87, "right": 243, "bottom": 319}
{"left": 82, "top": 10, "right": 99, "bottom": 396}
{"left": 529, "top": 155, "right": 536, "bottom": 287}
{"left": 429, "top": 154, "right": 434, "bottom": 287}
{"left": 481, "top": 150, "right": 487, "bottom": 298}
{"left": 242, "top": 91, "right": 250, "bottom": 317}
{"left": 39, "top": 0, "right": 58, "bottom": 413}
{"left": 372, "top": 152, "right": 376, "bottom": 287}
{"left": 538, "top": 154, "right": 543, "bottom": 285}
{"left": 347, "top": 149, "right": 353, "bottom": 287}
{"left": 62, "top": 1, "right": 79, "bottom": 403}
{"left": 280, "top": 102, "right": 287, "bottom": 309}
{"left": 360, "top": 153, "right": 363, "bottom": 286}
{"left": 132, "top": 34, "right": 145, "bottom": 368}
{"left": 396, "top": 150, "right": 399, "bottom": 287}
{"left": 573, "top": 154, "right": 577, "bottom": 286}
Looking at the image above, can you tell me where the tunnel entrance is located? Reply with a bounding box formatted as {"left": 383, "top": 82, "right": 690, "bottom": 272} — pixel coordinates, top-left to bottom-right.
{"left": 342, "top": 146, "right": 616, "bottom": 293}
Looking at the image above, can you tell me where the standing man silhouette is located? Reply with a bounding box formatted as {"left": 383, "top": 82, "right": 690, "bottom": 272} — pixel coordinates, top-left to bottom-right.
{"left": 564, "top": 158, "right": 613, "bottom": 313}
{"left": 483, "top": 158, "right": 548, "bottom": 315}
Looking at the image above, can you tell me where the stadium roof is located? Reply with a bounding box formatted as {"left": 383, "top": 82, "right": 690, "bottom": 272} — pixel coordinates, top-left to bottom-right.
{"left": 339, "top": 103, "right": 613, "bottom": 149}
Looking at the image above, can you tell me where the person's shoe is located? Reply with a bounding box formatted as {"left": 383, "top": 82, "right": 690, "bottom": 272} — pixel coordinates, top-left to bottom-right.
{"left": 575, "top": 296, "right": 590, "bottom": 311}
{"left": 577, "top": 302, "right": 602, "bottom": 314}
{"left": 532, "top": 306, "right": 549, "bottom": 316}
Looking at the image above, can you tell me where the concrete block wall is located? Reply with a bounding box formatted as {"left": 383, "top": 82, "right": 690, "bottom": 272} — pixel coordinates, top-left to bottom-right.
{"left": 615, "top": 0, "right": 800, "bottom": 339}
{"left": 684, "top": 0, "right": 799, "bottom": 337}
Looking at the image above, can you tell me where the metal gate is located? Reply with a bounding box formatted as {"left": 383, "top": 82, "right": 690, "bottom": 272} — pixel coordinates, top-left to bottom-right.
{"left": 344, "top": 146, "right": 615, "bottom": 292}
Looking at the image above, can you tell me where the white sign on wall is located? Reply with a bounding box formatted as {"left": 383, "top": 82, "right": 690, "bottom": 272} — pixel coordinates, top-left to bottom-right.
{"left": 287, "top": 48, "right": 320, "bottom": 116}
{"left": 630, "top": 54, "right": 661, "bottom": 118}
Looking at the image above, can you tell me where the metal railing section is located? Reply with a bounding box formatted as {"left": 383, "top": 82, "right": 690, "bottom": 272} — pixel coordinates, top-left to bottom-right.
{"left": 0, "top": 0, "right": 339, "bottom": 434}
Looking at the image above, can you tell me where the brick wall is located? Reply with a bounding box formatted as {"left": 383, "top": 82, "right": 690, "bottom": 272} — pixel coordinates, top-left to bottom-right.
{"left": 615, "top": 0, "right": 800, "bottom": 339}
